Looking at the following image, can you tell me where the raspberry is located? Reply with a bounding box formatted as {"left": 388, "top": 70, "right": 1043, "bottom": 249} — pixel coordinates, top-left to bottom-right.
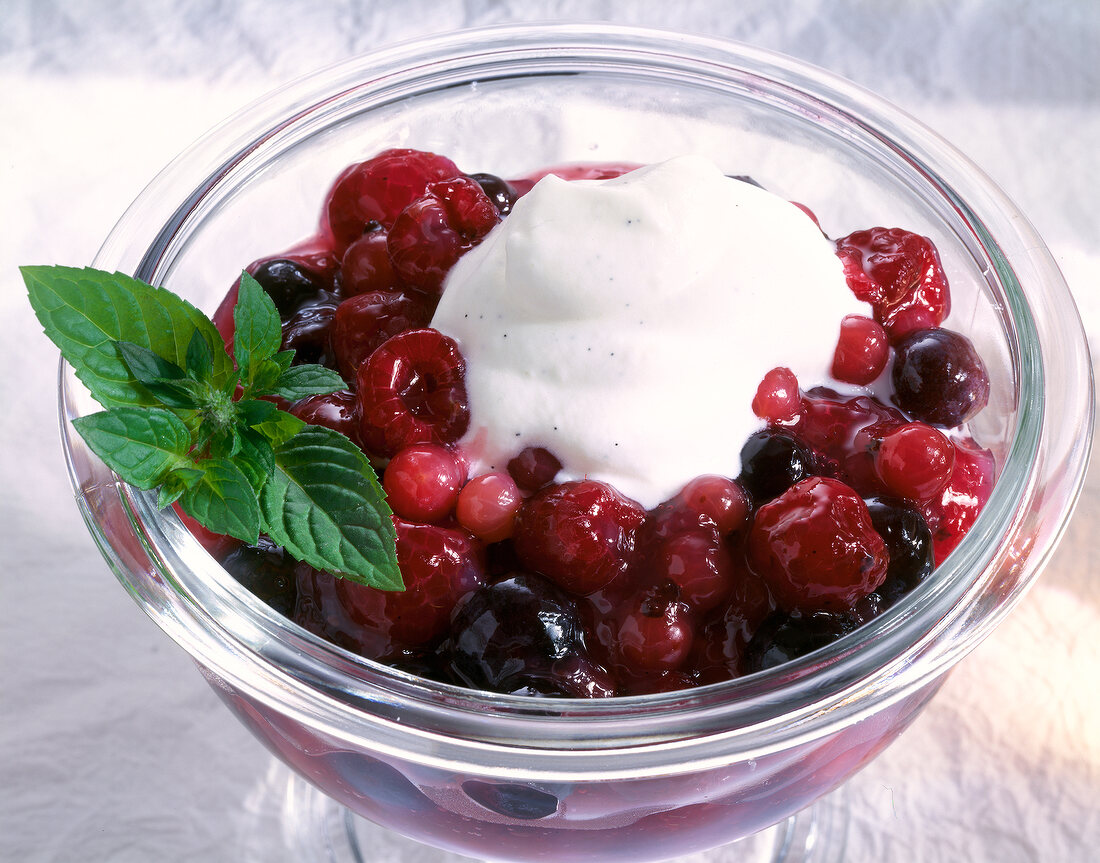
{"left": 748, "top": 477, "right": 888, "bottom": 613}
{"left": 335, "top": 519, "right": 485, "bottom": 652}
{"left": 387, "top": 176, "right": 500, "bottom": 295}
{"left": 340, "top": 231, "right": 398, "bottom": 297}
{"left": 331, "top": 291, "right": 431, "bottom": 381}
{"left": 918, "top": 436, "right": 995, "bottom": 564}
{"left": 290, "top": 390, "right": 362, "bottom": 448}
{"left": 356, "top": 328, "right": 469, "bottom": 458}
{"left": 751, "top": 367, "right": 802, "bottom": 423}
{"left": 873, "top": 422, "right": 955, "bottom": 501}
{"left": 835, "top": 227, "right": 950, "bottom": 339}
{"left": 892, "top": 328, "right": 991, "bottom": 427}
{"left": 513, "top": 480, "right": 646, "bottom": 595}
{"left": 831, "top": 314, "right": 889, "bottom": 386}
{"left": 455, "top": 472, "right": 522, "bottom": 543}
{"left": 323, "top": 149, "right": 461, "bottom": 253}
{"left": 382, "top": 444, "right": 466, "bottom": 524}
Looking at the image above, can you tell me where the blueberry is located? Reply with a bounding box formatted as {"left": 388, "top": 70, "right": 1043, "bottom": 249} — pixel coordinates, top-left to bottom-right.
{"left": 462, "top": 781, "right": 559, "bottom": 820}
{"left": 865, "top": 497, "right": 934, "bottom": 608}
{"left": 250, "top": 259, "right": 328, "bottom": 320}
{"left": 738, "top": 430, "right": 813, "bottom": 504}
{"left": 221, "top": 536, "right": 298, "bottom": 617}
{"left": 440, "top": 573, "right": 599, "bottom": 696}
{"left": 743, "top": 610, "right": 861, "bottom": 674}
{"left": 468, "top": 172, "right": 518, "bottom": 216}
{"left": 891, "top": 328, "right": 990, "bottom": 427}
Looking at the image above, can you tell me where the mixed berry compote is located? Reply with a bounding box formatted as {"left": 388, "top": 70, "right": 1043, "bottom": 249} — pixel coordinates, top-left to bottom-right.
{"left": 208, "top": 148, "right": 994, "bottom": 698}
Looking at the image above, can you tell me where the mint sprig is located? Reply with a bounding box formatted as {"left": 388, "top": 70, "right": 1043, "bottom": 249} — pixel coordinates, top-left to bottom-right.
{"left": 25, "top": 265, "right": 401, "bottom": 590}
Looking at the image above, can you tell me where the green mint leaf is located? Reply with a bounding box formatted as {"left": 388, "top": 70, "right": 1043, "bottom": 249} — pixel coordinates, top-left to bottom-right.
{"left": 272, "top": 350, "right": 296, "bottom": 373}
{"left": 157, "top": 467, "right": 204, "bottom": 509}
{"left": 71, "top": 407, "right": 193, "bottom": 490}
{"left": 233, "top": 272, "right": 282, "bottom": 386}
{"left": 115, "top": 340, "right": 200, "bottom": 409}
{"left": 234, "top": 429, "right": 275, "bottom": 492}
{"left": 247, "top": 358, "right": 285, "bottom": 396}
{"left": 235, "top": 398, "right": 278, "bottom": 428}
{"left": 251, "top": 408, "right": 306, "bottom": 448}
{"left": 23, "top": 265, "right": 232, "bottom": 408}
{"left": 186, "top": 329, "right": 215, "bottom": 382}
{"left": 117, "top": 340, "right": 188, "bottom": 384}
{"left": 269, "top": 363, "right": 346, "bottom": 402}
{"left": 179, "top": 457, "right": 261, "bottom": 544}
{"left": 260, "top": 425, "right": 400, "bottom": 589}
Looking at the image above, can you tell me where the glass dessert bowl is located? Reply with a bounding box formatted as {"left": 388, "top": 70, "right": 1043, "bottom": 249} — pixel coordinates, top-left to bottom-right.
{"left": 60, "top": 24, "right": 1092, "bottom": 863}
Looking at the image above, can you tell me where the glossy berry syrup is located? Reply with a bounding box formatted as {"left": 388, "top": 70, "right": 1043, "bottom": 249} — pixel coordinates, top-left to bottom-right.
{"left": 207, "top": 149, "right": 996, "bottom": 699}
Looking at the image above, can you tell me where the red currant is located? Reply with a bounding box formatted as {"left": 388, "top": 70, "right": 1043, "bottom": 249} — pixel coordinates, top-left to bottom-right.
{"left": 873, "top": 422, "right": 955, "bottom": 502}
{"left": 382, "top": 444, "right": 466, "bottom": 524}
{"left": 455, "top": 472, "right": 522, "bottom": 543}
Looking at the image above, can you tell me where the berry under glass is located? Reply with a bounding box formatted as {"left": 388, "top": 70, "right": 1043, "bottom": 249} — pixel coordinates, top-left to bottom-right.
{"left": 62, "top": 26, "right": 1092, "bottom": 863}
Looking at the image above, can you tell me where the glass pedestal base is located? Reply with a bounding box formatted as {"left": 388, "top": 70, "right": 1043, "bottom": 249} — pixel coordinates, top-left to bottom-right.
{"left": 235, "top": 760, "right": 848, "bottom": 863}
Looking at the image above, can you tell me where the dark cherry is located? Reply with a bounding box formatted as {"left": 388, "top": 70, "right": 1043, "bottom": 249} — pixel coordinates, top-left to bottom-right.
{"left": 864, "top": 497, "right": 934, "bottom": 608}
{"left": 892, "top": 328, "right": 991, "bottom": 427}
{"left": 250, "top": 258, "right": 330, "bottom": 320}
{"left": 738, "top": 429, "right": 813, "bottom": 505}
{"left": 290, "top": 389, "right": 361, "bottom": 447}
{"left": 281, "top": 289, "right": 342, "bottom": 367}
{"left": 441, "top": 573, "right": 614, "bottom": 697}
{"left": 468, "top": 172, "right": 519, "bottom": 216}
{"left": 507, "top": 446, "right": 562, "bottom": 491}
{"left": 220, "top": 536, "right": 299, "bottom": 617}
{"left": 743, "top": 610, "right": 862, "bottom": 674}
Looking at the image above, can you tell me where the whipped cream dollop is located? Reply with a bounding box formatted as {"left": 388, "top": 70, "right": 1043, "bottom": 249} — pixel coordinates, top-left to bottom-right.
{"left": 431, "top": 155, "right": 866, "bottom": 508}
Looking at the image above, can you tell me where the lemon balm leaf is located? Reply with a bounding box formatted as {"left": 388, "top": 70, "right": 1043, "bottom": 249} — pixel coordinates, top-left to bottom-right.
{"left": 72, "top": 407, "right": 193, "bottom": 490}
{"left": 22, "top": 265, "right": 232, "bottom": 407}
{"left": 260, "top": 425, "right": 401, "bottom": 589}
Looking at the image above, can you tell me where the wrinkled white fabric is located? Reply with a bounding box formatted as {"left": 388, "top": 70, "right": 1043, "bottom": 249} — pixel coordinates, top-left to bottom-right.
{"left": 2, "top": 2, "right": 1097, "bottom": 861}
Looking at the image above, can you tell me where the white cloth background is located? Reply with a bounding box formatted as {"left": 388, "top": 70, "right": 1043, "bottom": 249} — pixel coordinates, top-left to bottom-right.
{"left": 2, "top": 1, "right": 1097, "bottom": 861}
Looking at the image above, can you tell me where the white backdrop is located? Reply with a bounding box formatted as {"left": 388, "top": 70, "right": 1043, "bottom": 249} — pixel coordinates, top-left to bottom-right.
{"left": 2, "top": 2, "right": 1098, "bottom": 861}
